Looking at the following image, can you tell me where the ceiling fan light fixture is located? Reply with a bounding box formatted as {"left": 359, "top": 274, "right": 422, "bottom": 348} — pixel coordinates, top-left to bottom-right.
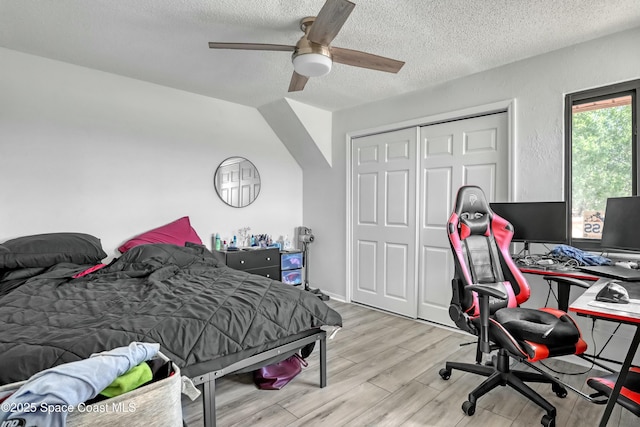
{"left": 293, "top": 53, "right": 332, "bottom": 77}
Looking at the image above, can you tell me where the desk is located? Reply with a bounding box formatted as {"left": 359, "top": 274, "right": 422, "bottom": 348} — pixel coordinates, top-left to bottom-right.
{"left": 570, "top": 279, "right": 640, "bottom": 426}
{"left": 520, "top": 266, "right": 599, "bottom": 282}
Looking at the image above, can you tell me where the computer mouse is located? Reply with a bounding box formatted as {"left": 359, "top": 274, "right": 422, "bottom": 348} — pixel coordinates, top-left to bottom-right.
{"left": 595, "top": 281, "right": 630, "bottom": 304}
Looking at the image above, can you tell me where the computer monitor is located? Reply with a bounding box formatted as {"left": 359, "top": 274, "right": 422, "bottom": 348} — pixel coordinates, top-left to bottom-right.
{"left": 601, "top": 196, "right": 640, "bottom": 253}
{"left": 489, "top": 201, "right": 568, "bottom": 246}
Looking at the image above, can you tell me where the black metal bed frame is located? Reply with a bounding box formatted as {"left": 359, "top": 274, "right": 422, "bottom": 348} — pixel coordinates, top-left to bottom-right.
{"left": 191, "top": 330, "right": 327, "bottom": 427}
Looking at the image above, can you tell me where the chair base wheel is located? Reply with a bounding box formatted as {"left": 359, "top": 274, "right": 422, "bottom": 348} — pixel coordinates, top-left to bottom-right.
{"left": 439, "top": 368, "right": 451, "bottom": 380}
{"left": 552, "top": 382, "right": 567, "bottom": 398}
{"left": 541, "top": 414, "right": 555, "bottom": 427}
{"left": 462, "top": 400, "right": 475, "bottom": 416}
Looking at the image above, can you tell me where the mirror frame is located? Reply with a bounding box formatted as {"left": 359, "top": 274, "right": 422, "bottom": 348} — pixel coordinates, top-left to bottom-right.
{"left": 213, "top": 157, "right": 261, "bottom": 208}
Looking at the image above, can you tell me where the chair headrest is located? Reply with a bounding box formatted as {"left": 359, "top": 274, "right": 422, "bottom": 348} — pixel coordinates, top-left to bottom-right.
{"left": 452, "top": 186, "right": 493, "bottom": 238}
{"left": 454, "top": 186, "right": 491, "bottom": 219}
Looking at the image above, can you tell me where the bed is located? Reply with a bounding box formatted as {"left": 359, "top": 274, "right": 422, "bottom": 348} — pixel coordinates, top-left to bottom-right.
{"left": 0, "top": 227, "right": 342, "bottom": 426}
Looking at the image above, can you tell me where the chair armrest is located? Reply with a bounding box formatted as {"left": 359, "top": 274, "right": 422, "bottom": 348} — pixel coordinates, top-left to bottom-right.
{"left": 542, "top": 276, "right": 590, "bottom": 289}
{"left": 466, "top": 282, "right": 507, "bottom": 354}
{"left": 466, "top": 283, "right": 508, "bottom": 300}
{"left": 542, "top": 276, "right": 591, "bottom": 312}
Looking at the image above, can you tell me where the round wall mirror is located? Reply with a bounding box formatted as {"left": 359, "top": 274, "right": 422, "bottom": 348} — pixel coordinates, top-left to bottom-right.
{"left": 214, "top": 157, "right": 261, "bottom": 208}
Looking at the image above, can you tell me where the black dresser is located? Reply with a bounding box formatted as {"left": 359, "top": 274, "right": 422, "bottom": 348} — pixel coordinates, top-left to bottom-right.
{"left": 212, "top": 248, "right": 280, "bottom": 279}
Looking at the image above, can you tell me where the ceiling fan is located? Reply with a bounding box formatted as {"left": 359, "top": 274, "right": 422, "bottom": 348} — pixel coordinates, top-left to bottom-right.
{"left": 208, "top": 0, "right": 405, "bottom": 92}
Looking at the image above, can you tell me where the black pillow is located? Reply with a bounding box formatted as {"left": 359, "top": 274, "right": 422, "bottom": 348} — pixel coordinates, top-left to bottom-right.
{"left": 0, "top": 233, "right": 107, "bottom": 269}
{"left": 110, "top": 243, "right": 218, "bottom": 271}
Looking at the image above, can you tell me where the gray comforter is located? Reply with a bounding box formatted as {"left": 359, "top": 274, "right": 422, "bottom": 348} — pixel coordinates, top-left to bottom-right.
{"left": 0, "top": 243, "right": 342, "bottom": 385}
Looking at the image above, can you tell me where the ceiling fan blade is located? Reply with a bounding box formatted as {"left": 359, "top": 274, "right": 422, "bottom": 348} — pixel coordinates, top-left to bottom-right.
{"left": 331, "top": 46, "right": 405, "bottom": 73}
{"left": 307, "top": 0, "right": 355, "bottom": 46}
{"left": 288, "top": 72, "right": 309, "bottom": 92}
{"left": 208, "top": 42, "right": 295, "bottom": 52}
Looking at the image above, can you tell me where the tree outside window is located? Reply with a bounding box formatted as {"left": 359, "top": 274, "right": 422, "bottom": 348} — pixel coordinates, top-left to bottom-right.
{"left": 571, "top": 96, "right": 632, "bottom": 239}
{"left": 565, "top": 80, "right": 638, "bottom": 249}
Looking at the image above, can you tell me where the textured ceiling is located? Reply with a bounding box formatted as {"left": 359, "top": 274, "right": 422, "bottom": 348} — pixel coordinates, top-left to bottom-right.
{"left": 1, "top": 0, "right": 640, "bottom": 111}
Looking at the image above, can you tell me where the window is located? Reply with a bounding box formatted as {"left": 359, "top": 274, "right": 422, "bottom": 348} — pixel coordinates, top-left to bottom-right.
{"left": 565, "top": 80, "right": 639, "bottom": 250}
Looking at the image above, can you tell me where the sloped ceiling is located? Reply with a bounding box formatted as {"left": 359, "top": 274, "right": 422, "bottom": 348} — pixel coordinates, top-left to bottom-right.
{"left": 1, "top": 0, "right": 640, "bottom": 111}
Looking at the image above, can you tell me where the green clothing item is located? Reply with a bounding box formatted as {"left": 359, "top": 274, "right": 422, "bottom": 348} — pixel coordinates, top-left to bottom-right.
{"left": 99, "top": 362, "right": 153, "bottom": 398}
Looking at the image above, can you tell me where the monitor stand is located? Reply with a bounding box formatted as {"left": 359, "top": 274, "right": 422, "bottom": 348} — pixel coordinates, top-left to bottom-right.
{"left": 516, "top": 241, "right": 531, "bottom": 257}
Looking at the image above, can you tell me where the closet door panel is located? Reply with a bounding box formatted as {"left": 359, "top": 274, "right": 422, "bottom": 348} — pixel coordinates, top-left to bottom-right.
{"left": 418, "top": 112, "right": 508, "bottom": 325}
{"left": 351, "top": 128, "right": 418, "bottom": 317}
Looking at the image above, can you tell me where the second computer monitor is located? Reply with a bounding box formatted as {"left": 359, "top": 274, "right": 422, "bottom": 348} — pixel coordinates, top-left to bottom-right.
{"left": 489, "top": 201, "right": 568, "bottom": 245}
{"left": 601, "top": 196, "right": 640, "bottom": 253}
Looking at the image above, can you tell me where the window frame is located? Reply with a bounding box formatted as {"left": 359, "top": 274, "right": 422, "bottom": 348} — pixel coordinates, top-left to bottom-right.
{"left": 564, "top": 79, "right": 639, "bottom": 251}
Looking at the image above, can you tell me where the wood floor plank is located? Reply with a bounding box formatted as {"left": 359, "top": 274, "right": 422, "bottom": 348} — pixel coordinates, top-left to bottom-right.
{"left": 618, "top": 406, "right": 638, "bottom": 427}
{"left": 564, "top": 380, "right": 621, "bottom": 427}
{"left": 472, "top": 381, "right": 530, "bottom": 421}
{"left": 455, "top": 407, "right": 513, "bottom": 427}
{"left": 397, "top": 323, "right": 466, "bottom": 353}
{"left": 338, "top": 321, "right": 439, "bottom": 365}
{"left": 413, "top": 370, "right": 485, "bottom": 423}
{"left": 339, "top": 307, "right": 390, "bottom": 331}
{"left": 413, "top": 342, "right": 477, "bottom": 390}
{"left": 331, "top": 324, "right": 397, "bottom": 357}
{"left": 403, "top": 386, "right": 469, "bottom": 427}
{"left": 278, "top": 346, "right": 415, "bottom": 418}
{"left": 369, "top": 334, "right": 472, "bottom": 393}
{"left": 335, "top": 324, "right": 413, "bottom": 363}
{"left": 357, "top": 307, "right": 426, "bottom": 331}
{"left": 510, "top": 387, "right": 578, "bottom": 427}
{"left": 286, "top": 382, "right": 389, "bottom": 427}
{"left": 326, "top": 300, "right": 369, "bottom": 320}
{"left": 343, "top": 380, "right": 440, "bottom": 427}
{"left": 227, "top": 403, "right": 297, "bottom": 427}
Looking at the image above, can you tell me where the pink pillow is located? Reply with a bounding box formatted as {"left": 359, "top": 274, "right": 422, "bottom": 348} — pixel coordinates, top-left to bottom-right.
{"left": 118, "top": 216, "right": 203, "bottom": 253}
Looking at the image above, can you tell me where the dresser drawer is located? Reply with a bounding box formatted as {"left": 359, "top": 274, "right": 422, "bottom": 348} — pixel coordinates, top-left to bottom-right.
{"left": 225, "top": 248, "right": 279, "bottom": 270}
{"left": 213, "top": 247, "right": 280, "bottom": 271}
{"left": 245, "top": 266, "right": 280, "bottom": 280}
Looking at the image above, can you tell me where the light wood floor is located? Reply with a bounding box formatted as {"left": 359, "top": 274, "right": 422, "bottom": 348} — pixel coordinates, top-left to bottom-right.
{"left": 182, "top": 300, "right": 637, "bottom": 427}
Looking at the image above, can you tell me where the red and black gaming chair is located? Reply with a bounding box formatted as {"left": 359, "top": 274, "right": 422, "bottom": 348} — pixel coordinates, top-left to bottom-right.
{"left": 439, "top": 185, "right": 588, "bottom": 427}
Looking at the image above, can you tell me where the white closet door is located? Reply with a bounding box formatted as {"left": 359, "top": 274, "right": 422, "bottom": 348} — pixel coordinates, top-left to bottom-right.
{"left": 351, "top": 128, "right": 418, "bottom": 317}
{"left": 417, "top": 112, "right": 508, "bottom": 326}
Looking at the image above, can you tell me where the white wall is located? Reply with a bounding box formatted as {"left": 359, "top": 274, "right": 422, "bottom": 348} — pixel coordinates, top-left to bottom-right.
{"left": 306, "top": 27, "right": 640, "bottom": 300}
{"left": 0, "top": 48, "right": 303, "bottom": 258}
